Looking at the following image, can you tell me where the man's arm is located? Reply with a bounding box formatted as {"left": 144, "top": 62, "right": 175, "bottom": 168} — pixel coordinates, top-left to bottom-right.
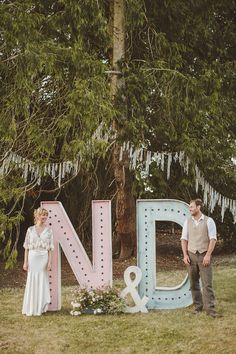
{"left": 181, "top": 220, "right": 190, "bottom": 265}
{"left": 181, "top": 239, "right": 190, "bottom": 265}
{"left": 203, "top": 239, "right": 216, "bottom": 267}
{"left": 203, "top": 217, "right": 217, "bottom": 266}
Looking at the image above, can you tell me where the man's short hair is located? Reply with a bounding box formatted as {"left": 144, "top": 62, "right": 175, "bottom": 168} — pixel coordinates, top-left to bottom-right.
{"left": 190, "top": 198, "right": 203, "bottom": 209}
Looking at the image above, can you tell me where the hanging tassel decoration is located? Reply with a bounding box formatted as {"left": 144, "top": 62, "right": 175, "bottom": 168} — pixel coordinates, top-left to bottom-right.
{"left": 167, "top": 153, "right": 172, "bottom": 180}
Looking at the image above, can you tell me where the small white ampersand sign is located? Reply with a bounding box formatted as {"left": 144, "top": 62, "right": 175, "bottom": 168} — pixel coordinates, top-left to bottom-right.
{"left": 120, "top": 266, "right": 149, "bottom": 313}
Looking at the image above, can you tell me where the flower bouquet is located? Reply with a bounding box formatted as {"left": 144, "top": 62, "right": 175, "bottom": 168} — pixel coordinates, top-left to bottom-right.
{"left": 70, "top": 286, "right": 126, "bottom": 315}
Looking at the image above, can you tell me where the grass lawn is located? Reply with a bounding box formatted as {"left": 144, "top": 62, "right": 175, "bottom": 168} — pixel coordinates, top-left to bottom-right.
{"left": 0, "top": 264, "right": 236, "bottom": 354}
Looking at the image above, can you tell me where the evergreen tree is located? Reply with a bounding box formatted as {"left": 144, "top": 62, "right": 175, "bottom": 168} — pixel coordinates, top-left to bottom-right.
{"left": 0, "top": 0, "right": 235, "bottom": 266}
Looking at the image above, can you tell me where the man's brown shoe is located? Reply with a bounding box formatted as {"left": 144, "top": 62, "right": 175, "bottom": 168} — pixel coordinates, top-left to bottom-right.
{"left": 207, "top": 311, "right": 223, "bottom": 318}
{"left": 193, "top": 308, "right": 203, "bottom": 315}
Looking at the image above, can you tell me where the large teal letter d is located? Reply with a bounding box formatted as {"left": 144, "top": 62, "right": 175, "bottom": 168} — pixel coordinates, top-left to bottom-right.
{"left": 137, "top": 199, "right": 192, "bottom": 309}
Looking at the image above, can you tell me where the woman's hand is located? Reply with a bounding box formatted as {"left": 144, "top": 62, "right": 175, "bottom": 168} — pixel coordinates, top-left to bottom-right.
{"left": 47, "top": 263, "right": 52, "bottom": 271}
{"left": 23, "top": 263, "right": 28, "bottom": 271}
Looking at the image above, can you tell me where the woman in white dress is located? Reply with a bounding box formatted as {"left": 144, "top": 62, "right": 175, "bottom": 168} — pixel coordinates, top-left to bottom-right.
{"left": 22, "top": 207, "right": 54, "bottom": 316}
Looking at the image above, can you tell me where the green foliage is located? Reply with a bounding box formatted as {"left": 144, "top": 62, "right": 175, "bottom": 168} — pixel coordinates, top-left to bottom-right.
{"left": 0, "top": 0, "right": 113, "bottom": 161}
{"left": 0, "top": 0, "right": 235, "bottom": 263}
{"left": 120, "top": 1, "right": 236, "bottom": 233}
{"left": 122, "top": 0, "right": 236, "bottom": 159}
{"left": 212, "top": 207, "right": 236, "bottom": 252}
{"left": 0, "top": 0, "right": 113, "bottom": 266}
{"left": 117, "top": 1, "right": 236, "bottom": 248}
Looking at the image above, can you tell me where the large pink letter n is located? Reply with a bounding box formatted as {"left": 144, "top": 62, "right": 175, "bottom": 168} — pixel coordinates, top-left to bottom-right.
{"left": 41, "top": 201, "right": 112, "bottom": 311}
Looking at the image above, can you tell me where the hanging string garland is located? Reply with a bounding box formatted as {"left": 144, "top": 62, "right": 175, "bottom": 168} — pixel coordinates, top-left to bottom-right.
{"left": 120, "top": 142, "right": 236, "bottom": 223}
{"left": 0, "top": 124, "right": 110, "bottom": 188}
{"left": 0, "top": 151, "right": 81, "bottom": 188}
{"left": 0, "top": 135, "right": 236, "bottom": 222}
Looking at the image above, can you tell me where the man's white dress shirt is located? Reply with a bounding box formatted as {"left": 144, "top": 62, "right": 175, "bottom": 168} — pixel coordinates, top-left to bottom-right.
{"left": 181, "top": 214, "right": 217, "bottom": 241}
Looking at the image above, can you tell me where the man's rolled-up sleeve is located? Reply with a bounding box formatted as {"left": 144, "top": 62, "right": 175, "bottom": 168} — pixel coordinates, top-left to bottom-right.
{"left": 207, "top": 218, "right": 217, "bottom": 240}
{"left": 181, "top": 220, "right": 188, "bottom": 241}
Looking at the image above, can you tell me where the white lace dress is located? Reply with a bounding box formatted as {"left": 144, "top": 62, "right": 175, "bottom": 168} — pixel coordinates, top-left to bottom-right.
{"left": 22, "top": 226, "right": 54, "bottom": 316}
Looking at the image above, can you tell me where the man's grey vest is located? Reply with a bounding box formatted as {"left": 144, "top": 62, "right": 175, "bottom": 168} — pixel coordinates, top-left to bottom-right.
{"left": 187, "top": 215, "right": 209, "bottom": 254}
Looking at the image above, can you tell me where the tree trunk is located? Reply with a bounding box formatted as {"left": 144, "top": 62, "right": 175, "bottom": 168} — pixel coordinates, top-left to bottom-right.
{"left": 110, "top": 0, "right": 136, "bottom": 259}
{"left": 112, "top": 145, "right": 136, "bottom": 259}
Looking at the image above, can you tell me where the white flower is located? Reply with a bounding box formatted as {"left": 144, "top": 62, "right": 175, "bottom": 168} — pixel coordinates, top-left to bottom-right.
{"left": 73, "top": 311, "right": 80, "bottom": 316}
{"left": 97, "top": 308, "right": 102, "bottom": 313}
{"left": 73, "top": 302, "right": 81, "bottom": 308}
{"left": 94, "top": 310, "right": 97, "bottom": 314}
{"left": 70, "top": 310, "right": 74, "bottom": 315}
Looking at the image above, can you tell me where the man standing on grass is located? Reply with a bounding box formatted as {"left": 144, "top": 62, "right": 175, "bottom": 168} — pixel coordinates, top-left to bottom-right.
{"left": 181, "top": 198, "right": 221, "bottom": 318}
